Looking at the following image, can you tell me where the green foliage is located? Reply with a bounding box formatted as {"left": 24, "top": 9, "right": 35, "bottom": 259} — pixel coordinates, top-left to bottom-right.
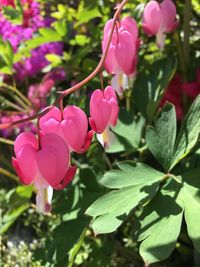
{"left": 2, "top": 0, "right": 23, "bottom": 24}
{"left": 170, "top": 95, "right": 200, "bottom": 169}
{"left": 134, "top": 57, "right": 177, "bottom": 121}
{"left": 106, "top": 109, "right": 145, "bottom": 154}
{"left": 146, "top": 95, "right": 200, "bottom": 171}
{"left": 1, "top": 185, "right": 33, "bottom": 234}
{"left": 146, "top": 103, "right": 177, "bottom": 171}
{"left": 0, "top": 38, "right": 14, "bottom": 74}
{"left": 86, "top": 162, "right": 164, "bottom": 235}
{"left": 1, "top": 0, "right": 200, "bottom": 266}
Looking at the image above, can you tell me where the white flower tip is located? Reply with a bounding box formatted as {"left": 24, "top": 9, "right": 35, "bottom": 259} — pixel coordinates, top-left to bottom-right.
{"left": 97, "top": 128, "right": 115, "bottom": 150}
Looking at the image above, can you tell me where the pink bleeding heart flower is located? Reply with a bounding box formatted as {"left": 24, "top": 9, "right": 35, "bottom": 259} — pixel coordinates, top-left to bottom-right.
{"left": 89, "top": 86, "right": 119, "bottom": 149}
{"left": 12, "top": 132, "right": 77, "bottom": 214}
{"left": 39, "top": 106, "right": 93, "bottom": 154}
{"left": 102, "top": 16, "right": 139, "bottom": 95}
{"left": 142, "top": 0, "right": 178, "bottom": 49}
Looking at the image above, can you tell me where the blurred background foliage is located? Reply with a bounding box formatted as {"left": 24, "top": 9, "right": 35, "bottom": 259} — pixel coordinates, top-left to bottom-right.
{"left": 0, "top": 0, "right": 200, "bottom": 266}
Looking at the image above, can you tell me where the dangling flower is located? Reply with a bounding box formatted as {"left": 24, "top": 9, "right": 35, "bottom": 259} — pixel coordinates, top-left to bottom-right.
{"left": 142, "top": 0, "right": 178, "bottom": 49}
{"left": 12, "top": 132, "right": 76, "bottom": 214}
{"left": 89, "top": 86, "right": 119, "bottom": 149}
{"left": 102, "top": 16, "right": 139, "bottom": 95}
{"left": 39, "top": 106, "right": 93, "bottom": 154}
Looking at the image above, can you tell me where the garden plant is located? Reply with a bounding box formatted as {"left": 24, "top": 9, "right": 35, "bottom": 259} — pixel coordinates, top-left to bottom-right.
{"left": 0, "top": 0, "right": 200, "bottom": 266}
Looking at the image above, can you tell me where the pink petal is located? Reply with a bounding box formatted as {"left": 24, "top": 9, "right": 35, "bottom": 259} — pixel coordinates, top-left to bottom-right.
{"left": 89, "top": 118, "right": 98, "bottom": 133}
{"left": 103, "top": 41, "right": 119, "bottom": 74}
{"left": 14, "top": 132, "right": 38, "bottom": 157}
{"left": 104, "top": 86, "right": 119, "bottom": 126}
{"left": 62, "top": 106, "right": 88, "bottom": 152}
{"left": 13, "top": 145, "right": 37, "bottom": 185}
{"left": 104, "top": 86, "right": 118, "bottom": 101}
{"left": 53, "top": 165, "right": 77, "bottom": 190}
{"left": 142, "top": 1, "right": 162, "bottom": 35}
{"left": 40, "top": 118, "right": 63, "bottom": 139}
{"left": 36, "top": 147, "right": 58, "bottom": 187}
{"left": 115, "top": 31, "right": 136, "bottom": 75}
{"left": 90, "top": 89, "right": 112, "bottom": 133}
{"left": 79, "top": 130, "right": 93, "bottom": 154}
{"left": 160, "top": 0, "right": 177, "bottom": 32}
{"left": 103, "top": 19, "right": 114, "bottom": 39}
{"left": 37, "top": 134, "right": 70, "bottom": 187}
{"left": 121, "top": 16, "right": 138, "bottom": 41}
{"left": 39, "top": 107, "right": 61, "bottom": 127}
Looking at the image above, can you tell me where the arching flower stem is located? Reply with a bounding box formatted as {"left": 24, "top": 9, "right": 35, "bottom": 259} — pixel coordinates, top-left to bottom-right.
{"left": 0, "top": 0, "right": 128, "bottom": 131}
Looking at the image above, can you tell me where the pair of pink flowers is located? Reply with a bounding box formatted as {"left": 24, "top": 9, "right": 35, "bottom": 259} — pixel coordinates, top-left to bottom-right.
{"left": 12, "top": 105, "right": 92, "bottom": 213}
{"left": 142, "top": 0, "right": 178, "bottom": 49}
{"left": 102, "top": 16, "right": 140, "bottom": 95}
{"left": 12, "top": 86, "right": 119, "bottom": 213}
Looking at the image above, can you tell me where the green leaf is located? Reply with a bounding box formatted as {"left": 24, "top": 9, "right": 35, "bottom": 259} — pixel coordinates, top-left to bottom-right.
{"left": 146, "top": 103, "right": 177, "bottom": 171}
{"left": 45, "top": 54, "right": 62, "bottom": 67}
{"left": 79, "top": 167, "right": 102, "bottom": 192}
{"left": 86, "top": 162, "right": 162, "bottom": 234}
{"left": 2, "top": 0, "right": 23, "bottom": 24}
{"left": 47, "top": 217, "right": 90, "bottom": 264}
{"left": 53, "top": 20, "right": 68, "bottom": 37}
{"left": 0, "top": 185, "right": 33, "bottom": 234}
{"left": 25, "top": 28, "right": 62, "bottom": 50}
{"left": 70, "top": 35, "right": 91, "bottom": 46}
{"left": 91, "top": 213, "right": 122, "bottom": 235}
{"left": 134, "top": 57, "right": 177, "bottom": 121}
{"left": 100, "top": 162, "right": 164, "bottom": 189}
{"left": 138, "top": 181, "right": 183, "bottom": 265}
{"left": 106, "top": 110, "right": 145, "bottom": 153}
{"left": 179, "top": 168, "right": 200, "bottom": 251}
{"left": 170, "top": 95, "right": 200, "bottom": 170}
{"left": 0, "top": 38, "right": 14, "bottom": 74}
{"left": 75, "top": 3, "right": 101, "bottom": 27}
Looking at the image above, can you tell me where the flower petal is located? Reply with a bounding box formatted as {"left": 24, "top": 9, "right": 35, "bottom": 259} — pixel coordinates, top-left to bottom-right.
{"left": 39, "top": 107, "right": 61, "bottom": 127}
{"left": 115, "top": 31, "right": 136, "bottom": 75}
{"left": 90, "top": 89, "right": 112, "bottom": 133}
{"left": 160, "top": 0, "right": 177, "bottom": 32}
{"left": 14, "top": 132, "right": 38, "bottom": 157}
{"left": 142, "top": 1, "right": 162, "bottom": 35}
{"left": 37, "top": 134, "right": 69, "bottom": 187}
{"left": 13, "top": 145, "right": 37, "bottom": 185}
{"left": 54, "top": 165, "right": 77, "bottom": 190}
{"left": 62, "top": 106, "right": 88, "bottom": 152}
{"left": 121, "top": 16, "right": 138, "bottom": 41}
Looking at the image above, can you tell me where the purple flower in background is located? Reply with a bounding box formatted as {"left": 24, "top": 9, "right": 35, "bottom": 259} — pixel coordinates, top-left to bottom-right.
{"left": 14, "top": 42, "right": 64, "bottom": 80}
{"left": 0, "top": 0, "right": 64, "bottom": 79}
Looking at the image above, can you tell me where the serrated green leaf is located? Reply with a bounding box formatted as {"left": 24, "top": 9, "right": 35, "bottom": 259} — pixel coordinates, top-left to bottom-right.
{"left": 170, "top": 95, "right": 200, "bottom": 170}
{"left": 100, "top": 162, "right": 164, "bottom": 189}
{"left": 146, "top": 103, "right": 177, "bottom": 171}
